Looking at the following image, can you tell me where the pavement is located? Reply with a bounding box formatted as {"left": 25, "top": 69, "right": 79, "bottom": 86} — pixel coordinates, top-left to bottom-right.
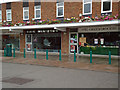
{"left": 2, "top": 63, "right": 118, "bottom": 88}
{"left": 1, "top": 57, "right": 118, "bottom": 73}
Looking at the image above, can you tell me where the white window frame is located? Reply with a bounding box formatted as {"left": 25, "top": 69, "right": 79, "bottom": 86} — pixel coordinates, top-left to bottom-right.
{"left": 23, "top": 7, "right": 29, "bottom": 20}
{"left": 6, "top": 9, "right": 12, "bottom": 21}
{"left": 34, "top": 5, "right": 41, "bottom": 19}
{"left": 101, "top": 0, "right": 112, "bottom": 13}
{"left": 0, "top": 10, "right": 2, "bottom": 22}
{"left": 56, "top": 2, "right": 64, "bottom": 17}
{"left": 83, "top": 0, "right": 92, "bottom": 15}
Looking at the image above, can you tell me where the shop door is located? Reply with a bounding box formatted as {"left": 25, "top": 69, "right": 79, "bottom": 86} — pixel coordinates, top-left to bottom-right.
{"left": 69, "top": 33, "right": 78, "bottom": 54}
{"left": 26, "top": 34, "right": 32, "bottom": 52}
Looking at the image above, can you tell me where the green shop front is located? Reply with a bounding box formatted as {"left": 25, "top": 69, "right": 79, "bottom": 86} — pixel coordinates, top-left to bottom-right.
{"left": 69, "top": 25, "right": 119, "bottom": 56}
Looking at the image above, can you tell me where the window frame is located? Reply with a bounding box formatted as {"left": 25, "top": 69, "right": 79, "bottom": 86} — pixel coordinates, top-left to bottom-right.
{"left": 56, "top": 2, "right": 64, "bottom": 17}
{"left": 23, "top": 7, "right": 29, "bottom": 20}
{"left": 101, "top": 0, "right": 112, "bottom": 13}
{"left": 0, "top": 10, "right": 2, "bottom": 22}
{"left": 6, "top": 9, "right": 12, "bottom": 21}
{"left": 83, "top": 0, "right": 92, "bottom": 15}
{"left": 34, "top": 5, "right": 41, "bottom": 19}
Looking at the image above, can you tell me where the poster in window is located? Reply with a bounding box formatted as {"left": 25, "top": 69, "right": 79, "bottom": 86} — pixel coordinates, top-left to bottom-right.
{"left": 70, "top": 45, "right": 75, "bottom": 52}
{"left": 100, "top": 38, "right": 104, "bottom": 45}
{"left": 94, "top": 39, "right": 98, "bottom": 44}
{"left": 79, "top": 37, "right": 86, "bottom": 43}
{"left": 27, "top": 44, "right": 32, "bottom": 51}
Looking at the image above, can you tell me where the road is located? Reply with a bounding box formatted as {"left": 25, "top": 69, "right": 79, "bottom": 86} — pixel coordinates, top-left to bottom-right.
{"left": 2, "top": 63, "right": 118, "bottom": 88}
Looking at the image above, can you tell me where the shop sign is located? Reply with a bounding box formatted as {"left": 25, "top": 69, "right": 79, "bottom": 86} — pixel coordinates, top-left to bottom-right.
{"left": 78, "top": 25, "right": 118, "bottom": 33}
{"left": 26, "top": 30, "right": 58, "bottom": 34}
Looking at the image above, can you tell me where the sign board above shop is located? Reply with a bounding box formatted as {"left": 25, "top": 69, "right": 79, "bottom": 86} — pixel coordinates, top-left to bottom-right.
{"left": 25, "top": 29, "right": 59, "bottom": 34}
{"left": 78, "top": 25, "right": 119, "bottom": 33}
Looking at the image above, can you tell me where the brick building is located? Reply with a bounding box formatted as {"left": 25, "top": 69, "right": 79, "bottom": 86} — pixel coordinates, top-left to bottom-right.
{"left": 0, "top": 0, "right": 119, "bottom": 55}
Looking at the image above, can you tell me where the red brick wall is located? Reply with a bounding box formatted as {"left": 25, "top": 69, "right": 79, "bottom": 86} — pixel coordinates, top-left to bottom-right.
{"left": 2, "top": 3, "right": 6, "bottom": 22}
{"left": 92, "top": 2, "right": 101, "bottom": 17}
{"left": 11, "top": 2, "right": 23, "bottom": 24}
{"left": 20, "top": 31, "right": 25, "bottom": 52}
{"left": 61, "top": 28, "right": 69, "bottom": 55}
{"left": 29, "top": 2, "right": 34, "bottom": 21}
{"left": 41, "top": 2, "right": 56, "bottom": 20}
{"left": 1, "top": 1, "right": 119, "bottom": 23}
{"left": 64, "top": 2, "right": 82, "bottom": 19}
{"left": 112, "top": 2, "right": 119, "bottom": 16}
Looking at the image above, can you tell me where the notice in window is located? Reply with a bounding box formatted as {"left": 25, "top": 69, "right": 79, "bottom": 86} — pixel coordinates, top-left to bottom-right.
{"left": 94, "top": 39, "right": 98, "bottom": 44}
{"left": 79, "top": 37, "right": 86, "bottom": 43}
{"left": 100, "top": 38, "right": 104, "bottom": 45}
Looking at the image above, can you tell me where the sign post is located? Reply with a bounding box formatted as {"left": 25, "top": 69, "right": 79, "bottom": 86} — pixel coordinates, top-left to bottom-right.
{"left": 90, "top": 51, "right": 92, "bottom": 63}
{"left": 24, "top": 48, "right": 26, "bottom": 58}
{"left": 13, "top": 48, "right": 15, "bottom": 58}
{"left": 59, "top": 50, "right": 61, "bottom": 61}
{"left": 46, "top": 49, "right": 48, "bottom": 60}
{"left": 109, "top": 51, "right": 111, "bottom": 64}
{"left": 34, "top": 49, "right": 36, "bottom": 59}
{"left": 74, "top": 50, "right": 76, "bottom": 62}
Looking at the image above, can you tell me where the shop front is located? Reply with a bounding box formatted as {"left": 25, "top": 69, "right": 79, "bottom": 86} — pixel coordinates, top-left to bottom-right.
{"left": 69, "top": 25, "right": 119, "bottom": 55}
{"left": 25, "top": 29, "right": 61, "bottom": 52}
{"left": 2, "top": 29, "right": 20, "bottom": 50}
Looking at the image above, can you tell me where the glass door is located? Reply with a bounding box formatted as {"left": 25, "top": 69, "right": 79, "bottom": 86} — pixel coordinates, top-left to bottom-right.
{"left": 26, "top": 34, "right": 32, "bottom": 52}
{"left": 69, "top": 33, "right": 78, "bottom": 54}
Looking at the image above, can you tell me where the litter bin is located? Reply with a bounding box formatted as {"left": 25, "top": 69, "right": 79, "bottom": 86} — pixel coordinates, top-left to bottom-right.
{"left": 6, "top": 44, "right": 12, "bottom": 57}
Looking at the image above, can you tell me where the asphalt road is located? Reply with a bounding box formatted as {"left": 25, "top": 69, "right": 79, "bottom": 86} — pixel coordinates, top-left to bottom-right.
{"left": 2, "top": 63, "right": 118, "bottom": 88}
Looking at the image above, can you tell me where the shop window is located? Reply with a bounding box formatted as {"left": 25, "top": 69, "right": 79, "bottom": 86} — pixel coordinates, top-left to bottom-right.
{"left": 56, "top": 2, "right": 64, "bottom": 17}
{"left": 101, "top": 0, "right": 112, "bottom": 13}
{"left": 26, "top": 34, "right": 32, "bottom": 51}
{"left": 26, "top": 34, "right": 32, "bottom": 42}
{"left": 0, "top": 10, "right": 2, "bottom": 22}
{"left": 83, "top": 0, "right": 92, "bottom": 15}
{"left": 23, "top": 7, "right": 29, "bottom": 20}
{"left": 34, "top": 5, "right": 41, "bottom": 19}
{"left": 6, "top": 9, "right": 12, "bottom": 21}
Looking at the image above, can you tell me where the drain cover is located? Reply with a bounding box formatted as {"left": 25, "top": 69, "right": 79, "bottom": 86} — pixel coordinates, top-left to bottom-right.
{"left": 2, "top": 77, "right": 34, "bottom": 85}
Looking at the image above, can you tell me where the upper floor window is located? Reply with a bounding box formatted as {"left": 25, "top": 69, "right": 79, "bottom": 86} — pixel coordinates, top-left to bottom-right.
{"left": 34, "top": 5, "right": 41, "bottom": 19}
{"left": 6, "top": 9, "right": 12, "bottom": 21}
{"left": 83, "top": 0, "right": 92, "bottom": 15}
{"left": 56, "top": 2, "right": 64, "bottom": 17}
{"left": 23, "top": 7, "right": 29, "bottom": 20}
{"left": 0, "top": 10, "right": 2, "bottom": 22}
{"left": 101, "top": 0, "right": 112, "bottom": 13}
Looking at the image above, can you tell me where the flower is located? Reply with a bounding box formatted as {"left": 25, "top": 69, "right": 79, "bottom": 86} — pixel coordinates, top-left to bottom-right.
{"left": 67, "top": 18, "right": 71, "bottom": 20}
{"left": 3, "top": 20, "right": 6, "bottom": 23}
{"left": 79, "top": 13, "right": 82, "bottom": 17}
{"left": 32, "top": 18, "right": 35, "bottom": 21}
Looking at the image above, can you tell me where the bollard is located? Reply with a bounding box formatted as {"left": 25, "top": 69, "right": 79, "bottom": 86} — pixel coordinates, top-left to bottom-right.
{"left": 109, "top": 51, "right": 111, "bottom": 64}
{"left": 74, "top": 50, "right": 76, "bottom": 62}
{"left": 34, "top": 48, "right": 36, "bottom": 59}
{"left": 59, "top": 50, "right": 61, "bottom": 61}
{"left": 24, "top": 48, "right": 26, "bottom": 58}
{"left": 13, "top": 48, "right": 15, "bottom": 58}
{"left": 4, "top": 48, "right": 6, "bottom": 57}
{"left": 90, "top": 51, "right": 92, "bottom": 63}
{"left": 46, "top": 49, "right": 48, "bottom": 60}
